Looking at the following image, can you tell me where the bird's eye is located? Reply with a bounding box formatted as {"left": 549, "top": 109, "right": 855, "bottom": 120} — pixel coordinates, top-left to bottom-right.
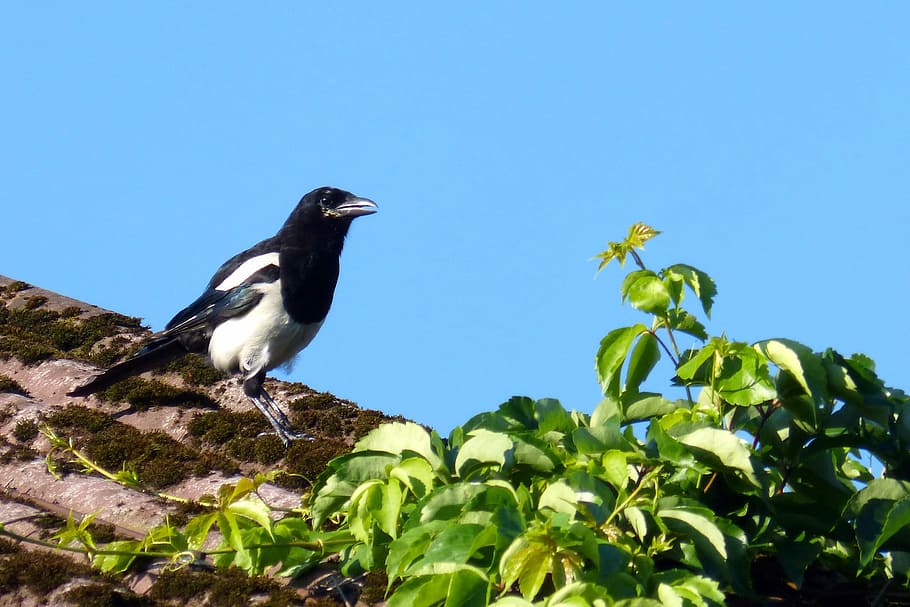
{"left": 320, "top": 196, "right": 329, "bottom": 207}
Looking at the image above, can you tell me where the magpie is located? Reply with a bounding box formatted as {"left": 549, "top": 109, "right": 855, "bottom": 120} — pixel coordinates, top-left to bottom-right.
{"left": 68, "top": 186, "right": 377, "bottom": 445}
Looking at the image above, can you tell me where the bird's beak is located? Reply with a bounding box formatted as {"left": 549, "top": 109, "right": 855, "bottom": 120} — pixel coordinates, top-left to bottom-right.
{"left": 334, "top": 196, "right": 378, "bottom": 218}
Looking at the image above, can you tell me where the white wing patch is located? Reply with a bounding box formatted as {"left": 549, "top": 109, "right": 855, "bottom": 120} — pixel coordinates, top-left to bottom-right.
{"left": 215, "top": 252, "right": 280, "bottom": 291}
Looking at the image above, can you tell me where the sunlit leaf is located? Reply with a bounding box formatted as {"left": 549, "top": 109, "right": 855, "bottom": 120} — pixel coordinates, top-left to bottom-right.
{"left": 621, "top": 270, "right": 670, "bottom": 315}
{"left": 596, "top": 324, "right": 648, "bottom": 398}
{"left": 661, "top": 264, "right": 716, "bottom": 318}
{"left": 625, "top": 332, "right": 660, "bottom": 393}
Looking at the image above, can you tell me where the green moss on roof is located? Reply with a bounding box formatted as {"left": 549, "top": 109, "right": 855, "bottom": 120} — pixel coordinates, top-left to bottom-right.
{"left": 43, "top": 405, "right": 236, "bottom": 489}
{"left": 0, "top": 374, "right": 28, "bottom": 396}
{"left": 0, "top": 301, "right": 146, "bottom": 366}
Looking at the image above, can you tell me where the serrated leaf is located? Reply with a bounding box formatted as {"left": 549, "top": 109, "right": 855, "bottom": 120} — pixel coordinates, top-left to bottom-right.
{"left": 714, "top": 347, "right": 776, "bottom": 406}
{"left": 626, "top": 222, "right": 662, "bottom": 248}
{"left": 663, "top": 309, "right": 708, "bottom": 341}
{"left": 662, "top": 264, "right": 716, "bottom": 318}
{"left": 625, "top": 332, "right": 660, "bottom": 393}
{"left": 621, "top": 270, "right": 670, "bottom": 315}
{"left": 596, "top": 324, "right": 648, "bottom": 398}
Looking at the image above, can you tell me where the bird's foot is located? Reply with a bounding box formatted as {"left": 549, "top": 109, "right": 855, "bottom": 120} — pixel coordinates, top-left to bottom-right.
{"left": 257, "top": 429, "right": 316, "bottom": 446}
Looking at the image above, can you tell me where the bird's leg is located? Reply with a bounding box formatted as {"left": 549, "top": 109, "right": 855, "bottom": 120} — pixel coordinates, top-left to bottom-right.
{"left": 258, "top": 385, "right": 314, "bottom": 442}
{"left": 242, "top": 374, "right": 313, "bottom": 445}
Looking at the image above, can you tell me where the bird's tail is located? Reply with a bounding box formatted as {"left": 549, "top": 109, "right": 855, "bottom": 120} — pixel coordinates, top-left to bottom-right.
{"left": 67, "top": 336, "right": 188, "bottom": 396}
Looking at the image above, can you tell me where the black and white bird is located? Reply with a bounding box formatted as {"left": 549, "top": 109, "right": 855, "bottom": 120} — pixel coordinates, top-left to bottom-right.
{"left": 69, "top": 186, "right": 377, "bottom": 445}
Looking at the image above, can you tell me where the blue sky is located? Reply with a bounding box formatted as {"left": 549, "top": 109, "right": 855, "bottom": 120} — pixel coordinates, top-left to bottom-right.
{"left": 2, "top": 4, "right": 907, "bottom": 433}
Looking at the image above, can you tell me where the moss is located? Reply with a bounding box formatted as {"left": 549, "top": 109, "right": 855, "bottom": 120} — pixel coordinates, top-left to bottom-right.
{"left": 62, "top": 583, "right": 154, "bottom": 607}
{"left": 160, "top": 353, "right": 226, "bottom": 387}
{"left": 4, "top": 280, "right": 31, "bottom": 294}
{"left": 61, "top": 305, "right": 83, "bottom": 318}
{"left": 96, "top": 377, "right": 217, "bottom": 411}
{"left": 359, "top": 570, "right": 389, "bottom": 605}
{"left": 23, "top": 295, "right": 48, "bottom": 310}
{"left": 12, "top": 418, "right": 38, "bottom": 442}
{"left": 0, "top": 374, "right": 28, "bottom": 396}
{"left": 187, "top": 410, "right": 269, "bottom": 445}
{"left": 0, "top": 538, "right": 19, "bottom": 554}
{"left": 43, "top": 406, "right": 231, "bottom": 489}
{"left": 282, "top": 381, "right": 314, "bottom": 396}
{"left": 0, "top": 435, "right": 38, "bottom": 463}
{"left": 149, "top": 567, "right": 302, "bottom": 606}
{"left": 0, "top": 549, "right": 93, "bottom": 594}
{"left": 0, "top": 302, "right": 146, "bottom": 366}
{"left": 279, "top": 437, "right": 350, "bottom": 489}
{"left": 44, "top": 405, "right": 113, "bottom": 433}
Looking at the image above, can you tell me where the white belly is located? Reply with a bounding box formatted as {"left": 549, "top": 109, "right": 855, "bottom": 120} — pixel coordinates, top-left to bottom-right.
{"left": 208, "top": 280, "right": 323, "bottom": 378}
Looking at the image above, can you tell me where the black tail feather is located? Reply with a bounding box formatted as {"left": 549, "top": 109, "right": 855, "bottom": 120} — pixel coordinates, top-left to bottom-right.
{"left": 68, "top": 338, "right": 188, "bottom": 396}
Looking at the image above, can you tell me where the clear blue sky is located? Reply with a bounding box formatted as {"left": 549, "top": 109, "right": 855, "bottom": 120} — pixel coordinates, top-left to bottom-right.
{"left": 2, "top": 4, "right": 907, "bottom": 433}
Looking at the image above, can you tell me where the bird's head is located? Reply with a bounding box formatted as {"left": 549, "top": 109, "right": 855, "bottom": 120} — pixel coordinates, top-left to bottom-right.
{"left": 313, "top": 187, "right": 378, "bottom": 220}
{"left": 284, "top": 186, "right": 378, "bottom": 240}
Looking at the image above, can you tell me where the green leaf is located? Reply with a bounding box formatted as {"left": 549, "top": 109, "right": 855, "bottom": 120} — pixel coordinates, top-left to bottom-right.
{"left": 310, "top": 452, "right": 400, "bottom": 528}
{"left": 621, "top": 270, "right": 670, "bottom": 315}
{"left": 92, "top": 540, "right": 141, "bottom": 573}
{"left": 659, "top": 508, "right": 727, "bottom": 568}
{"left": 755, "top": 339, "right": 826, "bottom": 401}
{"left": 183, "top": 512, "right": 219, "bottom": 550}
{"left": 217, "top": 512, "right": 251, "bottom": 571}
{"left": 408, "top": 483, "right": 489, "bottom": 527}
{"left": 847, "top": 480, "right": 910, "bottom": 568}
{"left": 227, "top": 497, "right": 273, "bottom": 534}
{"left": 596, "top": 324, "right": 648, "bottom": 398}
{"left": 594, "top": 223, "right": 661, "bottom": 272}
{"left": 673, "top": 427, "right": 759, "bottom": 486}
{"left": 662, "top": 309, "right": 708, "bottom": 341}
{"left": 662, "top": 264, "right": 717, "bottom": 318}
{"left": 602, "top": 450, "right": 629, "bottom": 490}
{"left": 455, "top": 429, "right": 513, "bottom": 478}
{"left": 621, "top": 392, "right": 682, "bottom": 423}
{"left": 355, "top": 421, "right": 443, "bottom": 469}
{"left": 407, "top": 524, "right": 495, "bottom": 574}
{"left": 387, "top": 520, "right": 450, "bottom": 583}
{"left": 388, "top": 565, "right": 489, "bottom": 607}
{"left": 500, "top": 535, "right": 552, "bottom": 600}
{"left": 590, "top": 398, "right": 620, "bottom": 427}
{"left": 534, "top": 398, "right": 576, "bottom": 434}
{"left": 714, "top": 346, "right": 776, "bottom": 406}
{"left": 675, "top": 341, "right": 719, "bottom": 382}
{"left": 539, "top": 480, "right": 582, "bottom": 517}
{"left": 625, "top": 332, "right": 660, "bottom": 393}
{"left": 390, "top": 457, "right": 437, "bottom": 499}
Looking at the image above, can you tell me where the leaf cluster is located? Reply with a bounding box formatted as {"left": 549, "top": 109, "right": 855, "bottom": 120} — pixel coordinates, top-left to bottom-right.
{"left": 4, "top": 224, "right": 907, "bottom": 606}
